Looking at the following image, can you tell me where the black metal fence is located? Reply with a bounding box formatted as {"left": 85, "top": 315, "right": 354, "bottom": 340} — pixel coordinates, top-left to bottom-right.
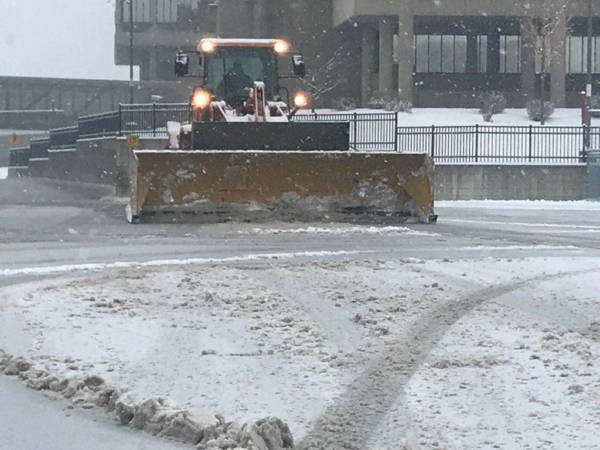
{"left": 48, "top": 125, "right": 79, "bottom": 150}
{"left": 398, "top": 124, "right": 592, "bottom": 163}
{"left": 79, "top": 110, "right": 120, "bottom": 139}
{"left": 120, "top": 104, "right": 191, "bottom": 137}
{"left": 9, "top": 104, "right": 595, "bottom": 167}
{"left": 293, "top": 112, "right": 398, "bottom": 150}
{"left": 8, "top": 146, "right": 31, "bottom": 167}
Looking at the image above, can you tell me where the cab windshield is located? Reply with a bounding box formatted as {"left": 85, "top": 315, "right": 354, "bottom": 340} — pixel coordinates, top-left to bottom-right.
{"left": 204, "top": 47, "right": 279, "bottom": 101}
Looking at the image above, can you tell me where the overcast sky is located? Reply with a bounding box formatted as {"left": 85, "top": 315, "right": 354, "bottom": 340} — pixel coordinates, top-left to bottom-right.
{"left": 0, "top": 0, "right": 133, "bottom": 80}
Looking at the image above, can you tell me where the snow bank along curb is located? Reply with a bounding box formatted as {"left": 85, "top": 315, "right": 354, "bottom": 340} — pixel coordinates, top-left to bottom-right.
{"left": 0, "top": 348, "right": 294, "bottom": 450}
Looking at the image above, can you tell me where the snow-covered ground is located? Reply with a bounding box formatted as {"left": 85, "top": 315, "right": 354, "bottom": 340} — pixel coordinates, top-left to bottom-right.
{"left": 305, "top": 108, "right": 587, "bottom": 127}
{"left": 0, "top": 167, "right": 8, "bottom": 180}
{"left": 437, "top": 200, "right": 600, "bottom": 211}
{"left": 2, "top": 253, "right": 600, "bottom": 449}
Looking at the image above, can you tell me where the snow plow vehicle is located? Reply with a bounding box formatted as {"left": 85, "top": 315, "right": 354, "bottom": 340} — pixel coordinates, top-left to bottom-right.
{"left": 128, "top": 38, "right": 436, "bottom": 224}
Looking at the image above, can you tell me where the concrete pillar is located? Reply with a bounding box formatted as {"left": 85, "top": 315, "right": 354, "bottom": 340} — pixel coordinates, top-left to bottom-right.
{"left": 488, "top": 33, "right": 500, "bottom": 74}
{"left": 149, "top": 0, "right": 157, "bottom": 23}
{"left": 217, "top": 0, "right": 253, "bottom": 37}
{"left": 362, "top": 26, "right": 377, "bottom": 106}
{"left": 397, "top": 12, "right": 414, "bottom": 102}
{"left": 148, "top": 48, "right": 159, "bottom": 81}
{"left": 521, "top": 20, "right": 536, "bottom": 103}
{"left": 379, "top": 18, "right": 395, "bottom": 97}
{"left": 466, "top": 34, "right": 478, "bottom": 73}
{"left": 550, "top": 13, "right": 568, "bottom": 107}
{"left": 253, "top": 0, "right": 267, "bottom": 38}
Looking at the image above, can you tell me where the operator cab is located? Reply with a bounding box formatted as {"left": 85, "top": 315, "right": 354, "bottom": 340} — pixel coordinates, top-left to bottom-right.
{"left": 206, "top": 46, "right": 279, "bottom": 104}
{"left": 175, "top": 39, "right": 307, "bottom": 109}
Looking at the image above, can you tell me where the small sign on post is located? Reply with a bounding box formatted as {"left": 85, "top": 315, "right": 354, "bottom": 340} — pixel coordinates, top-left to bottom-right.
{"left": 126, "top": 135, "right": 140, "bottom": 149}
{"left": 7, "top": 133, "right": 22, "bottom": 147}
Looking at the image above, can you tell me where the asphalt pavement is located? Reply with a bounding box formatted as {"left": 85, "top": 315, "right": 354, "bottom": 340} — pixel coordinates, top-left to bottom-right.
{"left": 1, "top": 176, "right": 599, "bottom": 449}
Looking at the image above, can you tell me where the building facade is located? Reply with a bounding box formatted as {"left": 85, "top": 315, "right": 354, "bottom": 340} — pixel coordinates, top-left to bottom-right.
{"left": 115, "top": 0, "right": 600, "bottom": 107}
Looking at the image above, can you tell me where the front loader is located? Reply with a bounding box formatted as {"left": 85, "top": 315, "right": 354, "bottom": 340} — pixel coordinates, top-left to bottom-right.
{"left": 129, "top": 38, "right": 435, "bottom": 224}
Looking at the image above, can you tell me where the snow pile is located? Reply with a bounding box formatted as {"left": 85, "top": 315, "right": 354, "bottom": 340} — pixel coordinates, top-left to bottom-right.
{"left": 242, "top": 225, "right": 436, "bottom": 236}
{"left": 0, "top": 348, "right": 293, "bottom": 450}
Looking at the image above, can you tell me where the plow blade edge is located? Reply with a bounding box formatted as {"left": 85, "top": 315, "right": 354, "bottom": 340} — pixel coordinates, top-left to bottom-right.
{"left": 129, "top": 151, "right": 435, "bottom": 224}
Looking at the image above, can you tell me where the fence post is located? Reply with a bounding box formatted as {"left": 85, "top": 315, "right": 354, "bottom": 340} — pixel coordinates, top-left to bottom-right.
{"left": 430, "top": 125, "right": 435, "bottom": 158}
{"left": 152, "top": 103, "right": 157, "bottom": 138}
{"left": 353, "top": 113, "right": 358, "bottom": 150}
{"left": 529, "top": 125, "right": 533, "bottom": 163}
{"left": 475, "top": 124, "right": 479, "bottom": 162}
{"left": 582, "top": 125, "right": 588, "bottom": 163}
{"left": 394, "top": 113, "right": 399, "bottom": 152}
{"left": 118, "top": 104, "right": 123, "bottom": 136}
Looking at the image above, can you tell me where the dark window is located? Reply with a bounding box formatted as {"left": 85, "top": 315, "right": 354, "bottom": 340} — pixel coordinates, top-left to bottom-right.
{"left": 499, "top": 36, "right": 521, "bottom": 73}
{"left": 414, "top": 35, "right": 468, "bottom": 73}
{"left": 567, "top": 36, "right": 600, "bottom": 74}
{"left": 204, "top": 48, "right": 279, "bottom": 100}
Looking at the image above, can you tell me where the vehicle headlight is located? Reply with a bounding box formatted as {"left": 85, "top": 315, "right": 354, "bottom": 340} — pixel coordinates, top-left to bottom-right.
{"left": 293, "top": 92, "right": 309, "bottom": 109}
{"left": 191, "top": 89, "right": 211, "bottom": 109}
{"left": 274, "top": 40, "right": 290, "bottom": 54}
{"left": 200, "top": 40, "right": 216, "bottom": 53}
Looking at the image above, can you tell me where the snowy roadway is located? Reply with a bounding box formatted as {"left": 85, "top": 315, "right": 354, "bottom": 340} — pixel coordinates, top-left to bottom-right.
{"left": 1, "top": 177, "right": 600, "bottom": 449}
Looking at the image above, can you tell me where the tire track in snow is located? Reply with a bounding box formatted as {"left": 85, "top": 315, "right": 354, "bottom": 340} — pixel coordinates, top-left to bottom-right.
{"left": 297, "top": 266, "right": 600, "bottom": 450}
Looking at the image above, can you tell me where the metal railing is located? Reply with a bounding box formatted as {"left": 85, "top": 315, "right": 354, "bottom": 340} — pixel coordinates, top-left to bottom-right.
{"left": 120, "top": 103, "right": 192, "bottom": 137}
{"left": 79, "top": 110, "right": 120, "bottom": 139}
{"left": 8, "top": 146, "right": 31, "bottom": 167}
{"left": 293, "top": 112, "right": 398, "bottom": 151}
{"left": 9, "top": 104, "right": 597, "bottom": 167}
{"left": 48, "top": 125, "right": 79, "bottom": 150}
{"left": 29, "top": 137, "right": 50, "bottom": 159}
{"left": 398, "top": 124, "right": 592, "bottom": 163}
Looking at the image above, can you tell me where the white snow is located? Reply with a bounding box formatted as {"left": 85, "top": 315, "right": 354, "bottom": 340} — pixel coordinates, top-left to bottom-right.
{"left": 241, "top": 225, "right": 438, "bottom": 236}
{"left": 0, "top": 167, "right": 8, "bottom": 180}
{"left": 304, "top": 108, "right": 587, "bottom": 127}
{"left": 445, "top": 218, "right": 600, "bottom": 231}
{"left": 3, "top": 255, "right": 600, "bottom": 448}
{"left": 437, "top": 200, "right": 600, "bottom": 210}
{"left": 0, "top": 250, "right": 376, "bottom": 277}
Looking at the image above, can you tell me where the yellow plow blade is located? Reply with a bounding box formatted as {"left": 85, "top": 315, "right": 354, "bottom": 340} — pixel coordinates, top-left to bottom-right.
{"left": 129, "top": 151, "right": 435, "bottom": 224}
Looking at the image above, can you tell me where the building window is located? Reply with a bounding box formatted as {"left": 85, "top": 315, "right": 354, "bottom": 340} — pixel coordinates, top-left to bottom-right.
{"left": 567, "top": 36, "right": 600, "bottom": 74}
{"left": 157, "top": 0, "right": 202, "bottom": 23}
{"left": 120, "top": 0, "right": 151, "bottom": 23}
{"left": 120, "top": 0, "right": 202, "bottom": 23}
{"left": 414, "top": 35, "right": 467, "bottom": 73}
{"left": 499, "top": 36, "right": 521, "bottom": 73}
{"left": 478, "top": 36, "right": 488, "bottom": 73}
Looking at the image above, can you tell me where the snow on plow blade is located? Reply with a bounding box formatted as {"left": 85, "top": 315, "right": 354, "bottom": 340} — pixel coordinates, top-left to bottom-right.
{"left": 128, "top": 151, "right": 435, "bottom": 224}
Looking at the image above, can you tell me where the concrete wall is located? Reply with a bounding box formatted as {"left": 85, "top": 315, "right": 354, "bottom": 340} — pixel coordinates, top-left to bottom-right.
{"left": 435, "top": 164, "right": 586, "bottom": 201}
{"left": 20, "top": 137, "right": 168, "bottom": 196}
{"left": 0, "top": 76, "right": 195, "bottom": 116}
